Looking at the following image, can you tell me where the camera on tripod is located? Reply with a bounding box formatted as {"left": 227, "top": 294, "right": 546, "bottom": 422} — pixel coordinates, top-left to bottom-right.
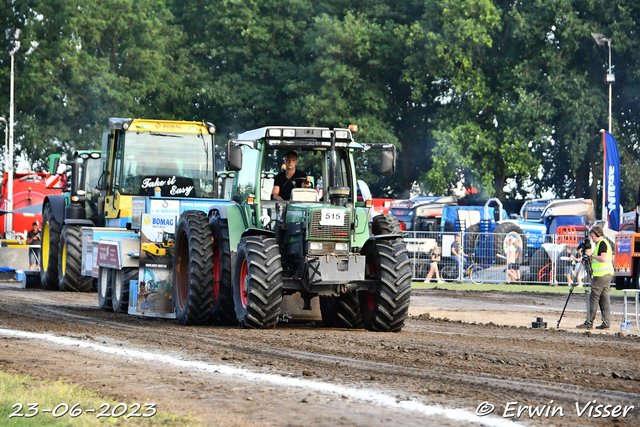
{"left": 577, "top": 229, "right": 592, "bottom": 256}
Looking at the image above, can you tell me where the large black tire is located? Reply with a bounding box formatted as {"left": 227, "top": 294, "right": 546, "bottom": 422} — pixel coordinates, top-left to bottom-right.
{"left": 464, "top": 223, "right": 480, "bottom": 257}
{"left": 112, "top": 267, "right": 137, "bottom": 313}
{"left": 209, "top": 213, "right": 236, "bottom": 326}
{"left": 528, "top": 248, "right": 553, "bottom": 284}
{"left": 233, "top": 235, "right": 283, "bottom": 329}
{"left": 372, "top": 214, "right": 402, "bottom": 235}
{"left": 40, "top": 202, "right": 61, "bottom": 290}
{"left": 173, "top": 211, "right": 214, "bottom": 326}
{"left": 319, "top": 293, "right": 363, "bottom": 328}
{"left": 97, "top": 267, "right": 113, "bottom": 312}
{"left": 359, "top": 238, "right": 412, "bottom": 332}
{"left": 58, "top": 225, "right": 94, "bottom": 292}
{"left": 492, "top": 222, "right": 527, "bottom": 265}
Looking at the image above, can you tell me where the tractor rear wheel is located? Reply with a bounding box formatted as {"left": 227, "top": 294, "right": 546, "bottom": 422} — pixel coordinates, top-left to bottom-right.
{"left": 112, "top": 267, "right": 137, "bottom": 313}
{"left": 492, "top": 222, "right": 527, "bottom": 265}
{"left": 233, "top": 235, "right": 283, "bottom": 329}
{"left": 319, "top": 293, "right": 363, "bottom": 328}
{"left": 40, "top": 203, "right": 61, "bottom": 290}
{"left": 58, "top": 225, "right": 93, "bottom": 292}
{"left": 173, "top": 211, "right": 214, "bottom": 326}
{"left": 465, "top": 223, "right": 480, "bottom": 256}
{"left": 97, "top": 267, "right": 113, "bottom": 312}
{"left": 360, "top": 238, "right": 412, "bottom": 332}
{"left": 209, "top": 214, "right": 236, "bottom": 326}
{"left": 372, "top": 214, "right": 402, "bottom": 235}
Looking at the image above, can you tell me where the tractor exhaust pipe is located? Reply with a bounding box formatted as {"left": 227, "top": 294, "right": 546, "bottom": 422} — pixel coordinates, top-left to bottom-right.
{"left": 328, "top": 126, "right": 337, "bottom": 189}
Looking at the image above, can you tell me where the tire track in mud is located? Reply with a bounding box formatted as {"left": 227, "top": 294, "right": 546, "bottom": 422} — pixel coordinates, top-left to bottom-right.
{"left": 1, "top": 287, "right": 639, "bottom": 426}
{"left": 2, "top": 299, "right": 639, "bottom": 426}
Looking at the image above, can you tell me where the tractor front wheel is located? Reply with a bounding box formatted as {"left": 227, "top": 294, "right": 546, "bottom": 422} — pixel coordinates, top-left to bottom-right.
{"left": 359, "top": 238, "right": 412, "bottom": 332}
{"left": 233, "top": 236, "right": 283, "bottom": 329}
{"left": 58, "top": 225, "right": 93, "bottom": 292}
{"left": 173, "top": 211, "right": 213, "bottom": 326}
{"left": 40, "top": 203, "right": 61, "bottom": 290}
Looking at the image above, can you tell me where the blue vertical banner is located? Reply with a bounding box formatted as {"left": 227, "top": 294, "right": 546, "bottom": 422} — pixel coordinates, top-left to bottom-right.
{"left": 603, "top": 131, "right": 621, "bottom": 231}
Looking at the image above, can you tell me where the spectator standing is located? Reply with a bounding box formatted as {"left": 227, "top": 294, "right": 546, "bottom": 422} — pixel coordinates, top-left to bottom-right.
{"left": 424, "top": 246, "right": 443, "bottom": 283}
{"left": 26, "top": 222, "right": 41, "bottom": 271}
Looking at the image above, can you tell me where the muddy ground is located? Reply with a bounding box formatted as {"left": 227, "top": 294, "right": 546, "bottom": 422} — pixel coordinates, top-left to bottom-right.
{"left": 0, "top": 281, "right": 639, "bottom": 426}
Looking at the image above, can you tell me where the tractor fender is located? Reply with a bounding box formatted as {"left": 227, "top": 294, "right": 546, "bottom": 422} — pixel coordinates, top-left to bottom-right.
{"left": 241, "top": 228, "right": 275, "bottom": 240}
{"left": 44, "top": 195, "right": 67, "bottom": 225}
{"left": 360, "top": 234, "right": 402, "bottom": 255}
{"left": 208, "top": 202, "right": 248, "bottom": 251}
{"left": 208, "top": 203, "right": 247, "bottom": 226}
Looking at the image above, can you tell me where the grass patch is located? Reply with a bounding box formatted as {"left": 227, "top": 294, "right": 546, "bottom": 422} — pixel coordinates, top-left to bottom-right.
{"left": 412, "top": 281, "right": 627, "bottom": 296}
{"left": 0, "top": 371, "right": 203, "bottom": 426}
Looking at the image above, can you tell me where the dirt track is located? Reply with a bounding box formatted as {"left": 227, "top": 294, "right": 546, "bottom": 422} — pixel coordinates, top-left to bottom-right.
{"left": 1, "top": 282, "right": 639, "bottom": 426}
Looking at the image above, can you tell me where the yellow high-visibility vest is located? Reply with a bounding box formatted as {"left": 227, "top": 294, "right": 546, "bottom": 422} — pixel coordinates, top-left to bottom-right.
{"left": 592, "top": 238, "right": 614, "bottom": 277}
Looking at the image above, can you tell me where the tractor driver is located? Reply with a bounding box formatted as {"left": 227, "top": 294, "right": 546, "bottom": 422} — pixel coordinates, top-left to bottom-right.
{"left": 272, "top": 151, "right": 312, "bottom": 201}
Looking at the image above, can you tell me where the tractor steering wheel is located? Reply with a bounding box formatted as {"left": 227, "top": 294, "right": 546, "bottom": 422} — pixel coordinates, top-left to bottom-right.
{"left": 282, "top": 176, "right": 308, "bottom": 188}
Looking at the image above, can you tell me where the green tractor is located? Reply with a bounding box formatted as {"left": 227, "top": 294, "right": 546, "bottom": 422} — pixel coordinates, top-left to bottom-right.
{"left": 40, "top": 150, "right": 102, "bottom": 292}
{"left": 174, "top": 125, "right": 410, "bottom": 331}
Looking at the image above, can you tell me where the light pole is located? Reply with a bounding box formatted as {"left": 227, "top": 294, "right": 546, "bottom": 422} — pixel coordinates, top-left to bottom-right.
{"left": 591, "top": 32, "right": 614, "bottom": 223}
{"left": 6, "top": 28, "right": 20, "bottom": 239}
{"left": 0, "top": 117, "right": 6, "bottom": 171}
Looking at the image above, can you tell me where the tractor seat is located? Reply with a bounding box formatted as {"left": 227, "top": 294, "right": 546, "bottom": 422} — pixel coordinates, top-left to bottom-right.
{"left": 290, "top": 188, "right": 319, "bottom": 202}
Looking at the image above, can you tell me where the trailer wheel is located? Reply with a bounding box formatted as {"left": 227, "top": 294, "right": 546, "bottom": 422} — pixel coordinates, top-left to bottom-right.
{"left": 112, "top": 267, "right": 137, "bottom": 313}
{"left": 58, "top": 225, "right": 94, "bottom": 292}
{"left": 173, "top": 211, "right": 214, "bottom": 326}
{"left": 319, "top": 293, "right": 363, "bottom": 328}
{"left": 98, "top": 267, "right": 113, "bottom": 312}
{"left": 372, "top": 214, "right": 402, "bottom": 235}
{"left": 359, "top": 238, "right": 411, "bottom": 332}
{"left": 492, "top": 223, "right": 527, "bottom": 265}
{"left": 40, "top": 203, "right": 61, "bottom": 290}
{"left": 233, "top": 236, "right": 283, "bottom": 329}
{"left": 209, "top": 213, "right": 236, "bottom": 326}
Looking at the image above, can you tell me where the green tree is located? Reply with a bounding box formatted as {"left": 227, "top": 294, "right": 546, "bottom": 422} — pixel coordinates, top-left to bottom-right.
{"left": 16, "top": 0, "right": 197, "bottom": 170}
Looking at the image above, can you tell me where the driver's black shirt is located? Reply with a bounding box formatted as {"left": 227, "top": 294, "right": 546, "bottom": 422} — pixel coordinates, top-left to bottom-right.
{"left": 274, "top": 169, "right": 307, "bottom": 200}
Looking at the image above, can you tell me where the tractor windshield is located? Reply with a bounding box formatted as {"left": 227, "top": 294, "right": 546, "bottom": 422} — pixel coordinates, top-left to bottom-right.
{"left": 117, "top": 131, "right": 215, "bottom": 198}
{"left": 83, "top": 157, "right": 102, "bottom": 195}
{"left": 260, "top": 147, "right": 353, "bottom": 202}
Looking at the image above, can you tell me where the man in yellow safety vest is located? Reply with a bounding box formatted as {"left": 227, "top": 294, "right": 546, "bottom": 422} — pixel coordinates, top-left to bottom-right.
{"left": 576, "top": 226, "right": 613, "bottom": 330}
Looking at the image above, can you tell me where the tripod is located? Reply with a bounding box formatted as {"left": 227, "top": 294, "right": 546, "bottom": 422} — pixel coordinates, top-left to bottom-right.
{"left": 557, "top": 250, "right": 593, "bottom": 328}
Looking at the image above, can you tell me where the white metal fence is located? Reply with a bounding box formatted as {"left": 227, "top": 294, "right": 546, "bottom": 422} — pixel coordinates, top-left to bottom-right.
{"left": 404, "top": 230, "right": 590, "bottom": 285}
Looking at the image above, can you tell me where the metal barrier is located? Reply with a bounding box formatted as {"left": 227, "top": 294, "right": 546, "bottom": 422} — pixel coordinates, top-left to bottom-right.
{"left": 404, "top": 230, "right": 588, "bottom": 285}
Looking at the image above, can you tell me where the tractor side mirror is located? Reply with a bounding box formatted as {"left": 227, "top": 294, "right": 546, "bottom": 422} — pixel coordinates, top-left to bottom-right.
{"left": 227, "top": 144, "right": 243, "bottom": 171}
{"left": 380, "top": 151, "right": 395, "bottom": 175}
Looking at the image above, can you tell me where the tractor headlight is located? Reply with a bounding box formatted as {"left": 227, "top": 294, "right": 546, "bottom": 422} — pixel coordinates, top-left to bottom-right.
{"left": 268, "top": 129, "right": 282, "bottom": 137}
{"left": 309, "top": 242, "right": 323, "bottom": 251}
{"left": 335, "top": 130, "right": 348, "bottom": 139}
{"left": 283, "top": 129, "right": 295, "bottom": 137}
{"left": 335, "top": 243, "right": 349, "bottom": 252}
